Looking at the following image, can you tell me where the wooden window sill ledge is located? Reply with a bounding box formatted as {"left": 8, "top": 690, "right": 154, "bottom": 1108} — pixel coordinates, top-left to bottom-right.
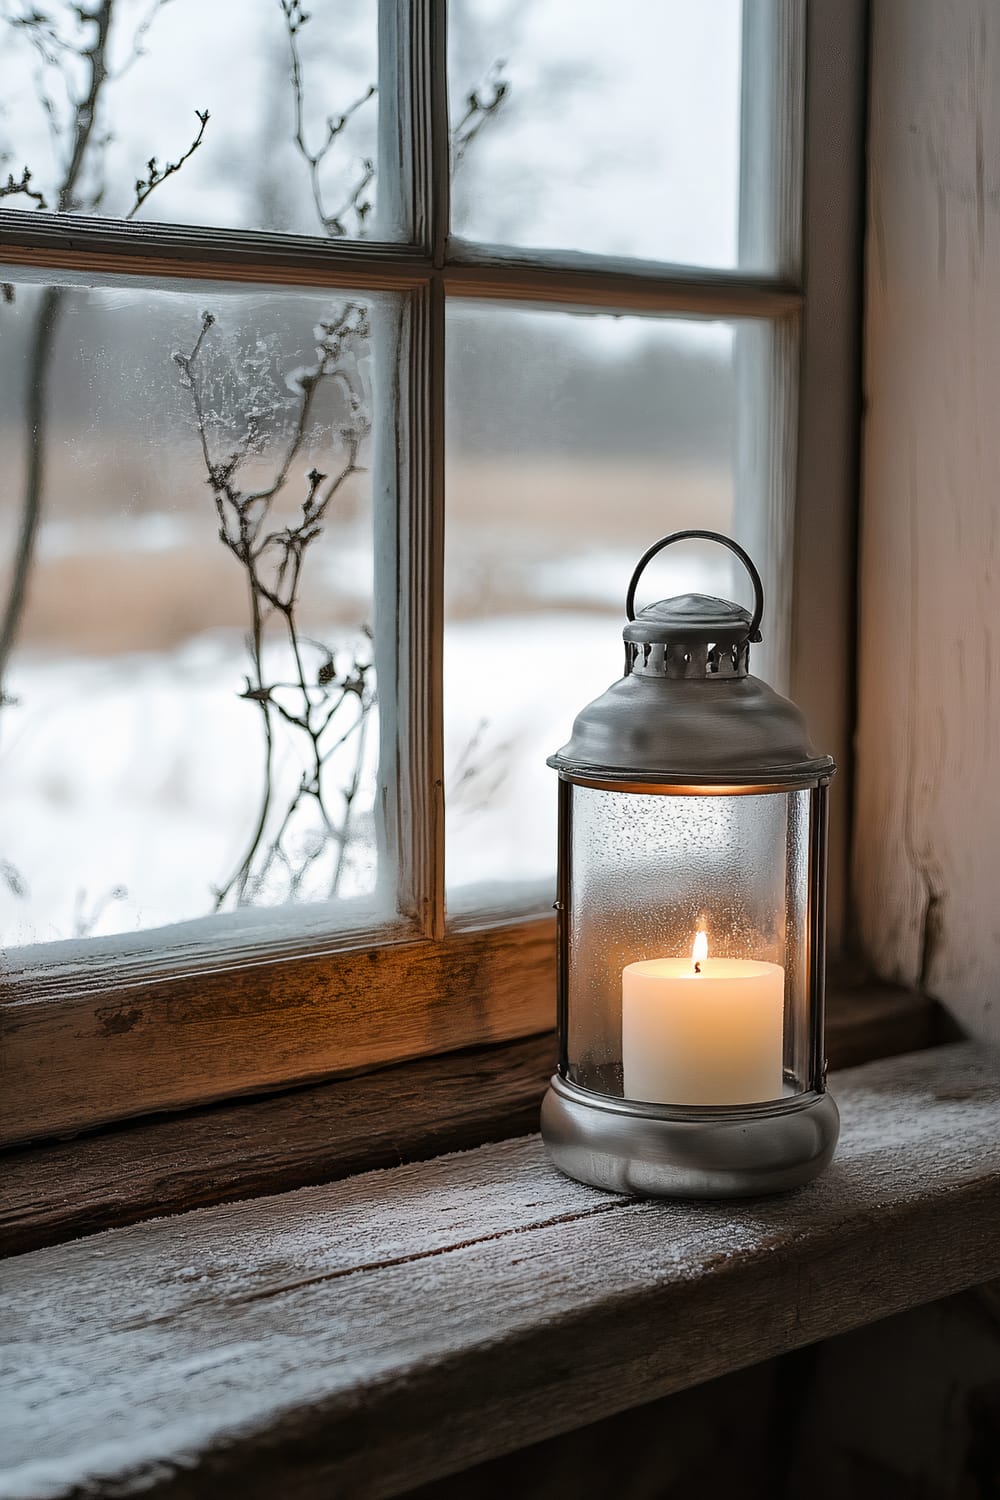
{"left": 0, "top": 978, "right": 952, "bottom": 1259}
{"left": 2, "top": 1040, "right": 999, "bottom": 1500}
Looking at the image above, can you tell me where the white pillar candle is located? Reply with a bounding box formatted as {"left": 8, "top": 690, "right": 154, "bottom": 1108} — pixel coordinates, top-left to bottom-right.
{"left": 622, "top": 932, "right": 784, "bottom": 1106}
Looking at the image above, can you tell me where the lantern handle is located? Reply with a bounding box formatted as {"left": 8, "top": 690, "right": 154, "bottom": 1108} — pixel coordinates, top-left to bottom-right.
{"left": 625, "top": 529, "right": 764, "bottom": 642}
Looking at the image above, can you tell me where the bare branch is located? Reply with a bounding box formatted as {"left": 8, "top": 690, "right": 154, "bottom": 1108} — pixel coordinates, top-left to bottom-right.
{"left": 109, "top": 0, "right": 173, "bottom": 80}
{"left": 0, "top": 165, "right": 47, "bottom": 207}
{"left": 6, "top": 7, "right": 80, "bottom": 66}
{"left": 451, "top": 61, "right": 509, "bottom": 174}
{"left": 322, "top": 156, "right": 374, "bottom": 239}
{"left": 125, "top": 107, "right": 209, "bottom": 219}
{"left": 56, "top": 0, "right": 113, "bottom": 212}
{"left": 0, "top": 2, "right": 117, "bottom": 705}
{"left": 0, "top": 0, "right": 220, "bottom": 714}
{"left": 175, "top": 303, "right": 375, "bottom": 910}
{"left": 0, "top": 859, "right": 28, "bottom": 899}
{"left": 72, "top": 882, "right": 128, "bottom": 939}
{"left": 278, "top": 0, "right": 376, "bottom": 239}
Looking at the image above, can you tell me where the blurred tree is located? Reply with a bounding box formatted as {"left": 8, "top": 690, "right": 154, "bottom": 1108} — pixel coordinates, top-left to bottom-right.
{"left": 0, "top": 0, "right": 209, "bottom": 709}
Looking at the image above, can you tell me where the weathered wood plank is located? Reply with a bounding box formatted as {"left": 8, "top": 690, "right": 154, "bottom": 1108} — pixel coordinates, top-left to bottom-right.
{"left": 856, "top": 0, "right": 1000, "bottom": 1038}
{"left": 443, "top": 244, "right": 802, "bottom": 316}
{"left": 0, "top": 212, "right": 803, "bottom": 314}
{"left": 0, "top": 1034, "right": 555, "bottom": 1258}
{"left": 790, "top": 0, "right": 867, "bottom": 949}
{"left": 2, "top": 896, "right": 940, "bottom": 1156}
{"left": 822, "top": 977, "right": 957, "bottom": 1068}
{"left": 1, "top": 1043, "right": 998, "bottom": 1500}
{"left": 0, "top": 983, "right": 946, "bottom": 1258}
{"left": 0, "top": 916, "right": 555, "bottom": 1148}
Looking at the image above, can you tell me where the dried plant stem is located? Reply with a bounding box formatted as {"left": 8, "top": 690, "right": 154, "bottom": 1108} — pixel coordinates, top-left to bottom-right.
{"left": 330, "top": 703, "right": 369, "bottom": 895}
{"left": 278, "top": 0, "right": 375, "bottom": 238}
{"left": 174, "top": 307, "right": 375, "bottom": 909}
{"left": 125, "top": 107, "right": 209, "bottom": 219}
{"left": 0, "top": 167, "right": 47, "bottom": 207}
{"left": 226, "top": 578, "right": 278, "bottom": 909}
{"left": 451, "top": 65, "right": 509, "bottom": 174}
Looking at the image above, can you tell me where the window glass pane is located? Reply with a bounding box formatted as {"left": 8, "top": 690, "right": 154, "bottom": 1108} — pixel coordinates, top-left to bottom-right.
{"left": 0, "top": 1, "right": 387, "bottom": 239}
{"left": 0, "top": 274, "right": 392, "bottom": 947}
{"left": 445, "top": 302, "right": 782, "bottom": 910}
{"left": 449, "top": 0, "right": 744, "bottom": 268}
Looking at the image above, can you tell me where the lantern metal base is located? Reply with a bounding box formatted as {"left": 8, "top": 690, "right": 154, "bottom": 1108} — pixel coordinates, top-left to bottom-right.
{"left": 541, "top": 1074, "right": 839, "bottom": 1199}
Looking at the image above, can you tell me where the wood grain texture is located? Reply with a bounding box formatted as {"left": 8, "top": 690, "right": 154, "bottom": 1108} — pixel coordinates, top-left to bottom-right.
{"left": 822, "top": 975, "right": 957, "bottom": 1069}
{"left": 734, "top": 2, "right": 803, "bottom": 693}
{"left": 0, "top": 982, "right": 947, "bottom": 1259}
{"left": 1, "top": 1042, "right": 998, "bottom": 1500}
{"left": 790, "top": 0, "right": 867, "bottom": 950}
{"left": 856, "top": 0, "right": 1000, "bottom": 1038}
{"left": 0, "top": 901, "right": 940, "bottom": 1156}
{"left": 0, "top": 211, "right": 801, "bottom": 314}
{"left": 443, "top": 245, "right": 801, "bottom": 316}
{"left": 0, "top": 212, "right": 430, "bottom": 290}
{"left": 0, "top": 917, "right": 555, "bottom": 1148}
{"left": 0, "top": 1033, "right": 555, "bottom": 1258}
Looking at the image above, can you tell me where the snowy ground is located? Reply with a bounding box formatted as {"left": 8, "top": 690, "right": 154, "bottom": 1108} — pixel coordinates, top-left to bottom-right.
{"left": 0, "top": 537, "right": 730, "bottom": 948}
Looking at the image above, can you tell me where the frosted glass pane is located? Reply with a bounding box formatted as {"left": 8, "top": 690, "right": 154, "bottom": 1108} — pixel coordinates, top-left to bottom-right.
{"left": 445, "top": 302, "right": 774, "bottom": 908}
{"left": 0, "top": 277, "right": 390, "bottom": 946}
{"left": 565, "top": 785, "right": 813, "bottom": 1099}
{"left": 449, "top": 0, "right": 743, "bottom": 267}
{"left": 0, "top": 1, "right": 385, "bottom": 238}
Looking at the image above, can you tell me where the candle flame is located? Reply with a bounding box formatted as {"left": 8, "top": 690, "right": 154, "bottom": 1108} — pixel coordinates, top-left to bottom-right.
{"left": 693, "top": 929, "right": 708, "bottom": 973}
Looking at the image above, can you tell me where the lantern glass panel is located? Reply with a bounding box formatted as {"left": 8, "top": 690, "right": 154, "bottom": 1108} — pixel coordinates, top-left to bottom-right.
{"left": 564, "top": 782, "right": 814, "bottom": 1103}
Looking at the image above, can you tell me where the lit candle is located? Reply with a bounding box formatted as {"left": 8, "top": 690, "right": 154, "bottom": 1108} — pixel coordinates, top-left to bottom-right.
{"left": 622, "top": 930, "right": 784, "bottom": 1106}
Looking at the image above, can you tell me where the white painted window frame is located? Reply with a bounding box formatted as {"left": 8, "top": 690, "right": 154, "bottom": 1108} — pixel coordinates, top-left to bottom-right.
{"left": 0, "top": 0, "right": 866, "bottom": 1146}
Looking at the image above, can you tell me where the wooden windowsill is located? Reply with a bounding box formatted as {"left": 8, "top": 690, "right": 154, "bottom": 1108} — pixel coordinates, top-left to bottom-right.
{"left": 0, "top": 979, "right": 952, "bottom": 1257}
{"left": 2, "top": 1040, "right": 999, "bottom": 1500}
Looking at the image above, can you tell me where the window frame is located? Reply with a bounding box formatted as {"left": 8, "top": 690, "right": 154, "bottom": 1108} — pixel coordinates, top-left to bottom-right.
{"left": 0, "top": 0, "right": 866, "bottom": 1147}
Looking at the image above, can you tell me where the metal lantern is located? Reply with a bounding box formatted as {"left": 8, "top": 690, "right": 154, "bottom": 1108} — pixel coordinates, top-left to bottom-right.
{"left": 541, "top": 530, "right": 839, "bottom": 1198}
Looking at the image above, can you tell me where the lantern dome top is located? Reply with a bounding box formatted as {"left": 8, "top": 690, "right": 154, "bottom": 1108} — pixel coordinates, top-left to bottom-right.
{"left": 623, "top": 593, "right": 756, "bottom": 650}
{"left": 548, "top": 530, "right": 835, "bottom": 788}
